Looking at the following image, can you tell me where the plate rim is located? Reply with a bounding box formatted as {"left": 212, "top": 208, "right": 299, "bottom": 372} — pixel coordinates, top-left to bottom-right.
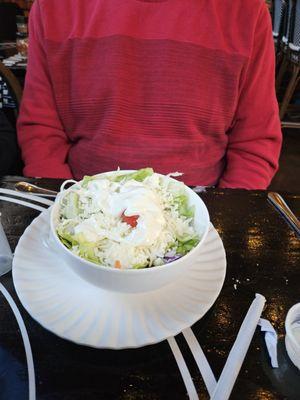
{"left": 12, "top": 209, "right": 226, "bottom": 349}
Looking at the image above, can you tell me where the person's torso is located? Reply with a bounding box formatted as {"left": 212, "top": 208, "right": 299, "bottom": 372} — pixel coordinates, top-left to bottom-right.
{"left": 38, "top": 0, "right": 262, "bottom": 184}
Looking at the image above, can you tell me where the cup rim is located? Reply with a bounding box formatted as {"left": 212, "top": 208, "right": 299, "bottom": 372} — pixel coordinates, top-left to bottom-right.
{"left": 285, "top": 303, "right": 300, "bottom": 351}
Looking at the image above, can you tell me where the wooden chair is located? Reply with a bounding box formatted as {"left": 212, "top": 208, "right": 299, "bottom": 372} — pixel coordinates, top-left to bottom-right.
{"left": 275, "top": 0, "right": 293, "bottom": 92}
{"left": 0, "top": 61, "right": 23, "bottom": 175}
{"left": 0, "top": 60, "right": 23, "bottom": 116}
{"left": 272, "top": 0, "right": 288, "bottom": 55}
{"left": 278, "top": 0, "right": 300, "bottom": 124}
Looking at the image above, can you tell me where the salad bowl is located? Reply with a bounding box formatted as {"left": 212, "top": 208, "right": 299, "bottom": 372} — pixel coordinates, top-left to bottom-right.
{"left": 49, "top": 170, "right": 210, "bottom": 293}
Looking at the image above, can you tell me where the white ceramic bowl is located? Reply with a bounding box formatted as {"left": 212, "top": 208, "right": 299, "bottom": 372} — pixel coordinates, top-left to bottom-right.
{"left": 285, "top": 303, "right": 300, "bottom": 370}
{"left": 49, "top": 171, "right": 210, "bottom": 293}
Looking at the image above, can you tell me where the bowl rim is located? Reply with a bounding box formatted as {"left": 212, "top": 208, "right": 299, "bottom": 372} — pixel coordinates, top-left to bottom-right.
{"left": 285, "top": 303, "right": 300, "bottom": 351}
{"left": 49, "top": 170, "right": 210, "bottom": 274}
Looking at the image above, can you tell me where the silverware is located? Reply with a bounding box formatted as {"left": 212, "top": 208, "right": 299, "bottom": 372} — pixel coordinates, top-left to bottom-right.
{"left": 268, "top": 192, "right": 300, "bottom": 237}
{"left": 14, "top": 182, "right": 58, "bottom": 197}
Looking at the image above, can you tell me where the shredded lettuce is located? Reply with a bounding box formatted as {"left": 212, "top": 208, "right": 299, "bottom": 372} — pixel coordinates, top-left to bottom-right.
{"left": 173, "top": 193, "right": 195, "bottom": 218}
{"left": 57, "top": 226, "right": 101, "bottom": 263}
{"left": 58, "top": 235, "right": 72, "bottom": 249}
{"left": 60, "top": 192, "right": 79, "bottom": 219}
{"left": 176, "top": 237, "right": 199, "bottom": 255}
{"left": 56, "top": 168, "right": 201, "bottom": 268}
{"left": 77, "top": 242, "right": 101, "bottom": 264}
{"left": 132, "top": 263, "right": 148, "bottom": 269}
{"left": 82, "top": 175, "right": 96, "bottom": 188}
{"left": 57, "top": 225, "right": 78, "bottom": 247}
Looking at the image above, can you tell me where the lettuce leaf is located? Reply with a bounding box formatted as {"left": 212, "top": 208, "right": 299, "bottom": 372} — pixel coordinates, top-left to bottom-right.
{"left": 173, "top": 193, "right": 195, "bottom": 218}
{"left": 61, "top": 191, "right": 80, "bottom": 219}
{"left": 176, "top": 236, "right": 199, "bottom": 255}
{"left": 132, "top": 263, "right": 148, "bottom": 269}
{"left": 57, "top": 226, "right": 102, "bottom": 264}
{"left": 82, "top": 175, "right": 96, "bottom": 188}
{"left": 113, "top": 168, "right": 154, "bottom": 182}
{"left": 57, "top": 224, "right": 78, "bottom": 247}
{"left": 77, "top": 242, "right": 101, "bottom": 264}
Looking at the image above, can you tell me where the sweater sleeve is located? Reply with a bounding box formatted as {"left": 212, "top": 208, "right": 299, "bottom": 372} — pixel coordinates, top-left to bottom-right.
{"left": 218, "top": 4, "right": 282, "bottom": 190}
{"left": 17, "top": 0, "right": 72, "bottom": 179}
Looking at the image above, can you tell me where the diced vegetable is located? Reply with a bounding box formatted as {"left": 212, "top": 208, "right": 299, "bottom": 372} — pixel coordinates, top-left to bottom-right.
{"left": 121, "top": 211, "right": 139, "bottom": 228}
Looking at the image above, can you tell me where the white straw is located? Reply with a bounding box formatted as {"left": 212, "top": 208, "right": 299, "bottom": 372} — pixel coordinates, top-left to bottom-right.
{"left": 211, "top": 294, "right": 266, "bottom": 400}
{"left": 182, "top": 327, "right": 217, "bottom": 397}
{"left": 168, "top": 337, "right": 198, "bottom": 400}
{"left": 0, "top": 283, "right": 36, "bottom": 400}
{"left": 19, "top": 193, "right": 56, "bottom": 198}
{"left": 0, "top": 196, "right": 46, "bottom": 212}
{"left": 0, "top": 188, "right": 53, "bottom": 206}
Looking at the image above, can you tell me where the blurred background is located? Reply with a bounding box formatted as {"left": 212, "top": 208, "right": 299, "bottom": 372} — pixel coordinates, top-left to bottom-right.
{"left": 0, "top": 0, "right": 299, "bottom": 192}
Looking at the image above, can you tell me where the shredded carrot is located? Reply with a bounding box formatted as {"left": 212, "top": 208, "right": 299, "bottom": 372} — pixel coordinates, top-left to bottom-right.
{"left": 115, "top": 260, "right": 121, "bottom": 269}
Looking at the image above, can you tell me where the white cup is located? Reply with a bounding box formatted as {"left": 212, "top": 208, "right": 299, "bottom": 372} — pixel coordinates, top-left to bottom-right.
{"left": 0, "top": 214, "right": 13, "bottom": 276}
{"left": 285, "top": 303, "right": 300, "bottom": 370}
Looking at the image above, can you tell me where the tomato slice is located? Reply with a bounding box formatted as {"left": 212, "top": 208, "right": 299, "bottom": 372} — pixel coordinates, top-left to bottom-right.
{"left": 121, "top": 211, "right": 139, "bottom": 228}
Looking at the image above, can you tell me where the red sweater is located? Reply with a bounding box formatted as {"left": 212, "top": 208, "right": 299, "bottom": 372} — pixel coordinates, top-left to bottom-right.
{"left": 17, "top": 0, "right": 282, "bottom": 188}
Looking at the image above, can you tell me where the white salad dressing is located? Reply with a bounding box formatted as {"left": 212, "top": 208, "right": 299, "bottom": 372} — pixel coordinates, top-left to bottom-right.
{"left": 109, "top": 181, "right": 165, "bottom": 246}
{"left": 74, "top": 217, "right": 99, "bottom": 242}
{"left": 74, "top": 180, "right": 165, "bottom": 246}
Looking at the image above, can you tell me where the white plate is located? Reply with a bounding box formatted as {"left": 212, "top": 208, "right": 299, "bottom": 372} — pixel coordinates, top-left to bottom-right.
{"left": 13, "top": 209, "right": 226, "bottom": 349}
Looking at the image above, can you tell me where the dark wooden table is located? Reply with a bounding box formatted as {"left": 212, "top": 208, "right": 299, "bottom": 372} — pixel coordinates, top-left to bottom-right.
{"left": 0, "top": 178, "right": 299, "bottom": 400}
